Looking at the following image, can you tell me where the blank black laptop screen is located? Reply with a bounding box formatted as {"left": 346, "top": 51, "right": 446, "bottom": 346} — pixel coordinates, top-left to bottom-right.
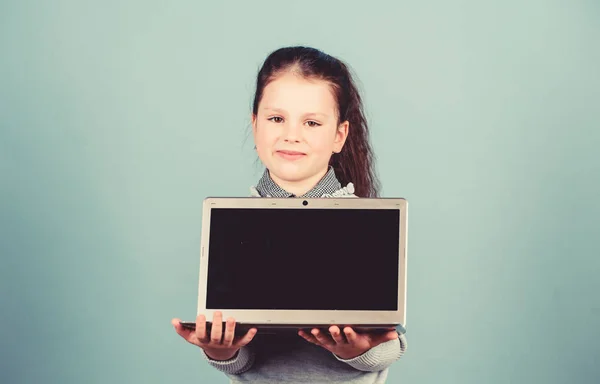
{"left": 205, "top": 208, "right": 400, "bottom": 311}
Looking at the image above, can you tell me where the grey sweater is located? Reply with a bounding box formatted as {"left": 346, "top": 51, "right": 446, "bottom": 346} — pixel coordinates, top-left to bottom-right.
{"left": 200, "top": 174, "right": 408, "bottom": 383}
{"left": 201, "top": 329, "right": 407, "bottom": 383}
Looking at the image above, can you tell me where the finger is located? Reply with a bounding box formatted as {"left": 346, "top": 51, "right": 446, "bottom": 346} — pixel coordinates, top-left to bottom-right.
{"left": 211, "top": 311, "right": 223, "bottom": 344}
{"left": 222, "top": 317, "right": 236, "bottom": 347}
{"left": 172, "top": 318, "right": 202, "bottom": 346}
{"left": 298, "top": 329, "right": 319, "bottom": 344}
{"left": 194, "top": 314, "right": 208, "bottom": 343}
{"left": 236, "top": 328, "right": 258, "bottom": 347}
{"left": 379, "top": 330, "right": 399, "bottom": 342}
{"left": 364, "top": 329, "right": 399, "bottom": 344}
{"left": 329, "top": 325, "right": 347, "bottom": 344}
{"left": 344, "top": 326, "right": 359, "bottom": 344}
{"left": 172, "top": 318, "right": 194, "bottom": 340}
{"left": 312, "top": 328, "right": 335, "bottom": 346}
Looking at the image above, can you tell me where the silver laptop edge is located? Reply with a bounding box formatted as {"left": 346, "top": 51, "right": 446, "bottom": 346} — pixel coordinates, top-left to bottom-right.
{"left": 192, "top": 197, "right": 408, "bottom": 331}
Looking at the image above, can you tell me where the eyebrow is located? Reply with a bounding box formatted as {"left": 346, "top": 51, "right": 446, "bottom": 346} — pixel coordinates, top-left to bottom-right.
{"left": 263, "top": 107, "right": 328, "bottom": 118}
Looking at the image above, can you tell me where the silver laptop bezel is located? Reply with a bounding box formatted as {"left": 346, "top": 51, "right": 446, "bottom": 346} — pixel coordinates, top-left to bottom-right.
{"left": 196, "top": 197, "right": 408, "bottom": 327}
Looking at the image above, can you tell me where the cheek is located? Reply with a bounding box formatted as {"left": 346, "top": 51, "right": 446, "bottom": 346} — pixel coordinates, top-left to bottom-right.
{"left": 255, "top": 129, "right": 278, "bottom": 151}
{"left": 307, "top": 130, "right": 336, "bottom": 154}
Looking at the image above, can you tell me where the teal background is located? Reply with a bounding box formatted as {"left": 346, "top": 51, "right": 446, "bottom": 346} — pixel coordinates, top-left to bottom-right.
{"left": 1, "top": 1, "right": 599, "bottom": 383}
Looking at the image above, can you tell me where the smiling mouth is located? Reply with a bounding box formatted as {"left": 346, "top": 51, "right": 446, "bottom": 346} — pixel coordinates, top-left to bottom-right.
{"left": 276, "top": 150, "right": 306, "bottom": 160}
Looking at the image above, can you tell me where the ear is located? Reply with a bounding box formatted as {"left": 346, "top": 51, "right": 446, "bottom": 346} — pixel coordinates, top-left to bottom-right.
{"left": 333, "top": 120, "right": 349, "bottom": 153}
{"left": 251, "top": 113, "right": 257, "bottom": 136}
{"left": 251, "top": 113, "right": 260, "bottom": 149}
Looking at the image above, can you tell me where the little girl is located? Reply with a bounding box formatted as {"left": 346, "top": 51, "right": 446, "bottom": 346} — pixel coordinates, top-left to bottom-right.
{"left": 172, "top": 46, "right": 407, "bottom": 383}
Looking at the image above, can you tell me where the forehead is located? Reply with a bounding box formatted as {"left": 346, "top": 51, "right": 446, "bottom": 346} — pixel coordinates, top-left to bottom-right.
{"left": 260, "top": 72, "right": 337, "bottom": 114}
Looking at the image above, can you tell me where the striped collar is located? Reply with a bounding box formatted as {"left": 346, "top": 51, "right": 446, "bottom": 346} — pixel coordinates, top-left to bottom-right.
{"left": 253, "top": 167, "right": 344, "bottom": 198}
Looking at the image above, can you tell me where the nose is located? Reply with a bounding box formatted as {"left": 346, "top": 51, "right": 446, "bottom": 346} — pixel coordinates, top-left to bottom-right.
{"left": 282, "top": 121, "right": 302, "bottom": 143}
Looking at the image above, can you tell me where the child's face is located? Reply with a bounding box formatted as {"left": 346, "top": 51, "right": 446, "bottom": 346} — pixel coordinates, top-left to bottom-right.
{"left": 252, "top": 72, "right": 349, "bottom": 188}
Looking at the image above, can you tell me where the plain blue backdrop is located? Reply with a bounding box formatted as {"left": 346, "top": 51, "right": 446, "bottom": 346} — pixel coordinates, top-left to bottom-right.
{"left": 1, "top": 1, "right": 599, "bottom": 383}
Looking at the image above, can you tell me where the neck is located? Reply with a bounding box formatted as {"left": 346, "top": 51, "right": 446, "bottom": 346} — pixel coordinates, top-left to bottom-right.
{"left": 269, "top": 168, "right": 329, "bottom": 196}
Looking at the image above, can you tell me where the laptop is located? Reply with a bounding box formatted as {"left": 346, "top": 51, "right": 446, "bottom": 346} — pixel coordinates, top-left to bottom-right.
{"left": 180, "top": 197, "right": 408, "bottom": 336}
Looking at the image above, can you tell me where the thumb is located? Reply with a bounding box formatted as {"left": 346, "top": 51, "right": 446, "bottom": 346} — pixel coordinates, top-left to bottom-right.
{"left": 172, "top": 318, "right": 195, "bottom": 340}
{"left": 370, "top": 330, "right": 398, "bottom": 344}
{"left": 382, "top": 330, "right": 399, "bottom": 341}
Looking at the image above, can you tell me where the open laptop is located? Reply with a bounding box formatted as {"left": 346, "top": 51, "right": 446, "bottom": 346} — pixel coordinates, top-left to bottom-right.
{"left": 180, "top": 197, "right": 408, "bottom": 335}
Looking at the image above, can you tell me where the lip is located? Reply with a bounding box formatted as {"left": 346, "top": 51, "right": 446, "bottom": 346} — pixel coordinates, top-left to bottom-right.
{"left": 276, "top": 150, "right": 306, "bottom": 160}
{"left": 277, "top": 150, "right": 306, "bottom": 155}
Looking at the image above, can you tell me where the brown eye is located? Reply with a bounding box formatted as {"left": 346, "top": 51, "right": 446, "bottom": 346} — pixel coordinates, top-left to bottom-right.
{"left": 306, "top": 121, "right": 321, "bottom": 127}
{"left": 268, "top": 117, "right": 283, "bottom": 123}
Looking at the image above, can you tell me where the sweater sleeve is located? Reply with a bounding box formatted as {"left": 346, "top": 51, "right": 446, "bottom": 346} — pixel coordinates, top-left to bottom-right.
{"left": 334, "top": 332, "right": 407, "bottom": 372}
{"left": 200, "top": 346, "right": 256, "bottom": 375}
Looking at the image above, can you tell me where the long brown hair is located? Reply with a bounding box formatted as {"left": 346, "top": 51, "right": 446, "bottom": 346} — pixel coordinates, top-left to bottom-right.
{"left": 251, "top": 46, "right": 380, "bottom": 197}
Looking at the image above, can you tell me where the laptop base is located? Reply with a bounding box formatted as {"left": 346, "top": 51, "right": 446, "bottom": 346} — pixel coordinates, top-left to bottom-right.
{"left": 179, "top": 321, "right": 405, "bottom": 335}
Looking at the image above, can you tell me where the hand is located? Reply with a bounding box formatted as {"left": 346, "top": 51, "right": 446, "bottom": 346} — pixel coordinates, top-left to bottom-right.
{"left": 172, "top": 311, "right": 257, "bottom": 361}
{"left": 298, "top": 326, "right": 398, "bottom": 360}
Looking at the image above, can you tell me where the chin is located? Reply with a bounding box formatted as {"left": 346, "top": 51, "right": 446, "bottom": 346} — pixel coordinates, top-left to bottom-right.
{"left": 270, "top": 170, "right": 308, "bottom": 183}
{"left": 268, "top": 164, "right": 310, "bottom": 183}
